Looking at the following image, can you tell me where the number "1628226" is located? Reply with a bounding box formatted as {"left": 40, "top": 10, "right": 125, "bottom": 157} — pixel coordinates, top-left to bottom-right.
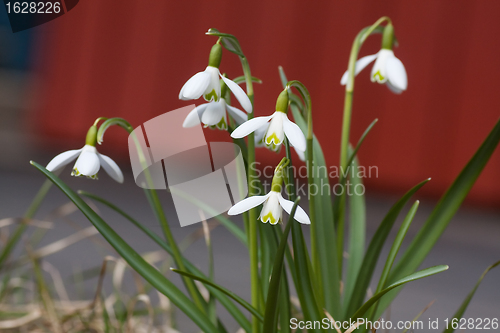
{"left": 5, "top": 2, "right": 61, "bottom": 14}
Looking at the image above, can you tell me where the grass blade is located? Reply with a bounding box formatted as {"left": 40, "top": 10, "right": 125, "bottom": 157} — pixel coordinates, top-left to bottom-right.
{"left": 344, "top": 150, "right": 366, "bottom": 308}
{"left": 171, "top": 268, "right": 263, "bottom": 322}
{"left": 345, "top": 178, "right": 430, "bottom": 318}
{"left": 30, "top": 161, "right": 219, "bottom": 333}
{"left": 80, "top": 190, "right": 252, "bottom": 332}
{"left": 263, "top": 198, "right": 299, "bottom": 332}
{"left": 380, "top": 119, "right": 500, "bottom": 314}
{"left": 281, "top": 66, "right": 341, "bottom": 319}
{"left": 351, "top": 265, "right": 448, "bottom": 321}
{"left": 443, "top": 261, "right": 500, "bottom": 333}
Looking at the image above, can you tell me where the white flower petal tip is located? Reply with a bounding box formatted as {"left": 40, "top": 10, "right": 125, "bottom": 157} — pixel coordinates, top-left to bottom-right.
{"left": 201, "top": 101, "right": 225, "bottom": 126}
{"left": 283, "top": 115, "right": 306, "bottom": 152}
{"left": 230, "top": 115, "right": 273, "bottom": 139}
{"left": 228, "top": 193, "right": 270, "bottom": 215}
{"left": 72, "top": 146, "right": 100, "bottom": 178}
{"left": 225, "top": 103, "right": 248, "bottom": 125}
{"left": 386, "top": 56, "right": 407, "bottom": 92}
{"left": 182, "top": 104, "right": 207, "bottom": 128}
{"left": 99, "top": 154, "right": 124, "bottom": 183}
{"left": 340, "top": 53, "right": 378, "bottom": 85}
{"left": 259, "top": 192, "right": 282, "bottom": 225}
{"left": 179, "top": 71, "right": 211, "bottom": 101}
{"left": 278, "top": 194, "right": 311, "bottom": 225}
{"left": 221, "top": 75, "right": 252, "bottom": 113}
{"left": 46, "top": 148, "right": 83, "bottom": 172}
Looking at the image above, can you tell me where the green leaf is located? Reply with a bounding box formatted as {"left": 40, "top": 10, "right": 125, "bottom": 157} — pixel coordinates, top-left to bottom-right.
{"left": 350, "top": 265, "right": 448, "bottom": 320}
{"left": 80, "top": 190, "right": 252, "bottom": 333}
{"left": 443, "top": 260, "right": 500, "bottom": 333}
{"left": 343, "top": 149, "right": 366, "bottom": 307}
{"left": 380, "top": 119, "right": 500, "bottom": 314}
{"left": 365, "top": 200, "right": 420, "bottom": 324}
{"left": 30, "top": 161, "right": 219, "bottom": 333}
{"left": 345, "top": 178, "right": 430, "bottom": 318}
{"left": 171, "top": 268, "right": 263, "bottom": 322}
{"left": 280, "top": 66, "right": 341, "bottom": 319}
{"left": 284, "top": 142, "right": 325, "bottom": 332}
{"left": 263, "top": 198, "right": 299, "bottom": 333}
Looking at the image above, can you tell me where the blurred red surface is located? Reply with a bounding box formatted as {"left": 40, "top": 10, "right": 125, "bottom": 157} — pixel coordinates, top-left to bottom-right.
{"left": 32, "top": 0, "right": 500, "bottom": 206}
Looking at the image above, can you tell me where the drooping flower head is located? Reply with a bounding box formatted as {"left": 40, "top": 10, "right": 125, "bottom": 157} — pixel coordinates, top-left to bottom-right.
{"left": 228, "top": 158, "right": 310, "bottom": 225}
{"left": 341, "top": 22, "right": 408, "bottom": 94}
{"left": 179, "top": 42, "right": 252, "bottom": 113}
{"left": 46, "top": 124, "right": 123, "bottom": 183}
{"left": 183, "top": 77, "right": 248, "bottom": 131}
{"left": 231, "top": 89, "right": 306, "bottom": 153}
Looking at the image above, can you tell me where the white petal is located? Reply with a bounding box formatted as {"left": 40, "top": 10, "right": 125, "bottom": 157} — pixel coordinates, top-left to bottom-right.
{"left": 230, "top": 115, "right": 273, "bottom": 139}
{"left": 74, "top": 149, "right": 100, "bottom": 177}
{"left": 46, "top": 148, "right": 82, "bottom": 172}
{"left": 265, "top": 112, "right": 285, "bottom": 146}
{"left": 386, "top": 55, "right": 407, "bottom": 92}
{"left": 225, "top": 103, "right": 248, "bottom": 125}
{"left": 259, "top": 192, "right": 281, "bottom": 225}
{"left": 183, "top": 104, "right": 209, "bottom": 128}
{"left": 278, "top": 193, "right": 311, "bottom": 225}
{"left": 201, "top": 101, "right": 225, "bottom": 126}
{"left": 254, "top": 124, "right": 269, "bottom": 147}
{"left": 371, "top": 49, "right": 393, "bottom": 83}
{"left": 98, "top": 153, "right": 124, "bottom": 183}
{"left": 386, "top": 81, "right": 403, "bottom": 94}
{"left": 294, "top": 146, "right": 306, "bottom": 161}
{"left": 340, "top": 53, "right": 378, "bottom": 85}
{"left": 179, "top": 71, "right": 210, "bottom": 100}
{"left": 221, "top": 75, "right": 253, "bottom": 113}
{"left": 228, "top": 193, "right": 271, "bottom": 215}
{"left": 283, "top": 114, "right": 306, "bottom": 152}
{"left": 203, "top": 66, "right": 221, "bottom": 101}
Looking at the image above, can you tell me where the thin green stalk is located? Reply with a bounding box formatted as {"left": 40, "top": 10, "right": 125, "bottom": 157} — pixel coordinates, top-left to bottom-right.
{"left": 0, "top": 178, "right": 52, "bottom": 269}
{"left": 285, "top": 80, "right": 323, "bottom": 308}
{"left": 337, "top": 16, "right": 391, "bottom": 274}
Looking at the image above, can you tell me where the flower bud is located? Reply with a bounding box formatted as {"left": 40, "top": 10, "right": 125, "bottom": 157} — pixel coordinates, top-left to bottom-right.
{"left": 275, "top": 89, "right": 289, "bottom": 113}
{"left": 208, "top": 43, "right": 222, "bottom": 68}
{"left": 85, "top": 125, "right": 98, "bottom": 146}
{"left": 382, "top": 22, "right": 395, "bottom": 50}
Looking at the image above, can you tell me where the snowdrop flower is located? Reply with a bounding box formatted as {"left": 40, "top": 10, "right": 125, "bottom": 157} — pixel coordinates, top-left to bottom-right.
{"left": 179, "top": 43, "right": 252, "bottom": 113}
{"left": 183, "top": 79, "right": 248, "bottom": 130}
{"left": 46, "top": 125, "right": 123, "bottom": 183}
{"left": 341, "top": 23, "right": 407, "bottom": 94}
{"left": 228, "top": 160, "right": 310, "bottom": 225}
{"left": 231, "top": 90, "right": 306, "bottom": 152}
{"left": 254, "top": 125, "right": 305, "bottom": 161}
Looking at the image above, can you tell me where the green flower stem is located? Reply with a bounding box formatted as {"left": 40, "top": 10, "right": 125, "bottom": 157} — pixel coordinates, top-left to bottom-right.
{"left": 284, "top": 80, "right": 323, "bottom": 306}
{"left": 240, "top": 56, "right": 261, "bottom": 333}
{"left": 284, "top": 140, "right": 324, "bottom": 332}
{"left": 338, "top": 16, "right": 391, "bottom": 273}
{"left": 0, "top": 178, "right": 52, "bottom": 269}
{"left": 96, "top": 118, "right": 207, "bottom": 315}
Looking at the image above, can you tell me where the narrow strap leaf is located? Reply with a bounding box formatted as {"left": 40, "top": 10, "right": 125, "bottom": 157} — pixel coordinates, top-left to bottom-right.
{"left": 345, "top": 178, "right": 430, "bottom": 318}
{"left": 443, "top": 260, "right": 500, "bottom": 333}
{"left": 350, "top": 265, "right": 448, "bottom": 321}
{"left": 30, "top": 161, "right": 219, "bottom": 333}
{"left": 171, "top": 268, "right": 263, "bottom": 322}
{"left": 263, "top": 198, "right": 300, "bottom": 332}
{"left": 80, "top": 190, "right": 252, "bottom": 333}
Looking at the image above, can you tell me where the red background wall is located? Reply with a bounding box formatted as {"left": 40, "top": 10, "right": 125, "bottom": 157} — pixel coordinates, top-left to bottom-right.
{"left": 32, "top": 1, "right": 500, "bottom": 207}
